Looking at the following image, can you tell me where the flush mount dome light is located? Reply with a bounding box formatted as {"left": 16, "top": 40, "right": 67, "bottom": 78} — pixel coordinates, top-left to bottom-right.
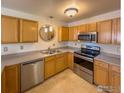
{"left": 64, "top": 8, "right": 78, "bottom": 17}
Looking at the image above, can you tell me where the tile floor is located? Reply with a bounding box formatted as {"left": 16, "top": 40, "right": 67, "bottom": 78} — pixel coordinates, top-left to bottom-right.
{"left": 25, "top": 69, "right": 103, "bottom": 93}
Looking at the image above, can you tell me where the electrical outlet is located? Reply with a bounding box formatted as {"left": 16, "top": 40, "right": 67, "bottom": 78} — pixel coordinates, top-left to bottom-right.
{"left": 3, "top": 47, "right": 8, "bottom": 52}
{"left": 20, "top": 46, "right": 24, "bottom": 50}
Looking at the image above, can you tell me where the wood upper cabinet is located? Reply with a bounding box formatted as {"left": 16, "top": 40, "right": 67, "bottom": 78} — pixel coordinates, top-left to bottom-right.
{"left": 1, "top": 15, "right": 19, "bottom": 44}
{"left": 2, "top": 64, "right": 20, "bottom": 93}
{"left": 97, "top": 20, "right": 112, "bottom": 44}
{"left": 69, "top": 26, "right": 77, "bottom": 41}
{"left": 44, "top": 56, "right": 56, "bottom": 79}
{"left": 94, "top": 60, "right": 109, "bottom": 86}
{"left": 78, "top": 24, "right": 87, "bottom": 33}
{"left": 58, "top": 26, "right": 69, "bottom": 41}
{"left": 20, "top": 19, "right": 38, "bottom": 42}
{"left": 109, "top": 65, "right": 120, "bottom": 93}
{"left": 67, "top": 52, "right": 74, "bottom": 69}
{"left": 112, "top": 18, "right": 120, "bottom": 45}
{"left": 87, "top": 22, "right": 97, "bottom": 32}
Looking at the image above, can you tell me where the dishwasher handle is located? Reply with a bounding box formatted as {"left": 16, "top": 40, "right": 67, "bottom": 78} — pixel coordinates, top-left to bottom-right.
{"left": 21, "top": 58, "right": 43, "bottom": 66}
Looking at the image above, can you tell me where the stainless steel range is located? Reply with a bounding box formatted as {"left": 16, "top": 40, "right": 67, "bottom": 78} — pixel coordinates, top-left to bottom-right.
{"left": 73, "top": 45, "right": 100, "bottom": 84}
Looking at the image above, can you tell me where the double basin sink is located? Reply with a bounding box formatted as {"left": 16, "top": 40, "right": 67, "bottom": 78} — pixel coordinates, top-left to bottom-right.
{"left": 41, "top": 49, "right": 62, "bottom": 55}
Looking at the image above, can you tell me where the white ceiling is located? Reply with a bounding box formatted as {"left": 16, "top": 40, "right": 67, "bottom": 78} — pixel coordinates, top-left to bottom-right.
{"left": 2, "top": 0, "right": 120, "bottom": 23}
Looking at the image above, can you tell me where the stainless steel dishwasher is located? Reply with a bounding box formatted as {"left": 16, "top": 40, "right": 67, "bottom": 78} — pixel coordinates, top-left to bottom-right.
{"left": 21, "top": 58, "right": 44, "bottom": 92}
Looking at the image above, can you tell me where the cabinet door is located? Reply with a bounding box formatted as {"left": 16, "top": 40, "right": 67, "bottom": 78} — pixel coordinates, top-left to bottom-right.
{"left": 59, "top": 27, "right": 69, "bottom": 41}
{"left": 20, "top": 19, "right": 38, "bottom": 42}
{"left": 67, "top": 52, "right": 74, "bottom": 69}
{"left": 44, "top": 59, "right": 56, "bottom": 79}
{"left": 1, "top": 15, "right": 19, "bottom": 43}
{"left": 94, "top": 65, "right": 109, "bottom": 86}
{"left": 87, "top": 22, "right": 97, "bottom": 32}
{"left": 78, "top": 24, "right": 87, "bottom": 33}
{"left": 3, "top": 64, "right": 20, "bottom": 93}
{"left": 69, "top": 26, "right": 78, "bottom": 41}
{"left": 56, "top": 56, "right": 65, "bottom": 73}
{"left": 112, "top": 18, "right": 120, "bottom": 44}
{"left": 97, "top": 20, "right": 112, "bottom": 44}
{"left": 109, "top": 65, "right": 120, "bottom": 93}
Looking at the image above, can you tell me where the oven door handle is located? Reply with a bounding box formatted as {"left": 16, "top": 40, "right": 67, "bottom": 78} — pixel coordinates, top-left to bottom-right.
{"left": 74, "top": 53, "right": 93, "bottom": 62}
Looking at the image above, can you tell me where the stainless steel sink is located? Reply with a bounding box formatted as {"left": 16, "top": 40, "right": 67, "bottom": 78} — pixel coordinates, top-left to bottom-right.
{"left": 41, "top": 49, "right": 62, "bottom": 54}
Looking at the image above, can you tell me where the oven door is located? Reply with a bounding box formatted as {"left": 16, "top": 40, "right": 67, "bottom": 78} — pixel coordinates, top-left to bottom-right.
{"left": 74, "top": 54, "right": 93, "bottom": 74}
{"left": 73, "top": 53, "right": 93, "bottom": 83}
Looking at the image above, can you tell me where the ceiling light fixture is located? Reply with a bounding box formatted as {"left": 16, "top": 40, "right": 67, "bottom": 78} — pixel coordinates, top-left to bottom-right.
{"left": 64, "top": 8, "right": 78, "bottom": 17}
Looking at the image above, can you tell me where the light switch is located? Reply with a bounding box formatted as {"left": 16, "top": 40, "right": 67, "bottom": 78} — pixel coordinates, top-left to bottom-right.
{"left": 20, "top": 46, "right": 24, "bottom": 50}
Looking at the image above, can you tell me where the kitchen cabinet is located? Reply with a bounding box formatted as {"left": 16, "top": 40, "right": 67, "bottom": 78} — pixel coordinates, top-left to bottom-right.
{"left": 20, "top": 19, "right": 38, "bottom": 42}
{"left": 112, "top": 18, "right": 120, "bottom": 45}
{"left": 109, "top": 65, "right": 120, "bottom": 93}
{"left": 44, "top": 56, "right": 56, "bottom": 79}
{"left": 55, "top": 53, "right": 67, "bottom": 73}
{"left": 1, "top": 15, "right": 38, "bottom": 43}
{"left": 87, "top": 22, "right": 97, "bottom": 32}
{"left": 44, "top": 53, "right": 68, "bottom": 79}
{"left": 94, "top": 60, "right": 109, "bottom": 86}
{"left": 2, "top": 64, "right": 20, "bottom": 93}
{"left": 69, "top": 26, "right": 78, "bottom": 41}
{"left": 1, "top": 15, "right": 19, "bottom": 44}
{"left": 78, "top": 24, "right": 87, "bottom": 33}
{"left": 67, "top": 52, "right": 74, "bottom": 69}
{"left": 97, "top": 20, "right": 112, "bottom": 44}
{"left": 58, "top": 26, "right": 69, "bottom": 41}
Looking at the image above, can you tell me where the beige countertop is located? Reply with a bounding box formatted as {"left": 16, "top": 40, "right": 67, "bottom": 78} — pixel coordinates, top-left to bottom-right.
{"left": 94, "top": 52, "right": 120, "bottom": 66}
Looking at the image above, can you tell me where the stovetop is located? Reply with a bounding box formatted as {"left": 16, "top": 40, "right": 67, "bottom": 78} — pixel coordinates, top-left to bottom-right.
{"left": 74, "top": 47, "right": 100, "bottom": 58}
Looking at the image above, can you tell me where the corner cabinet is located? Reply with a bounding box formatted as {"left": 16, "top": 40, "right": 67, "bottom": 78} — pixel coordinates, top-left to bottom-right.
{"left": 58, "top": 26, "right": 69, "bottom": 41}
{"left": 2, "top": 64, "right": 20, "bottom": 93}
{"left": 20, "top": 19, "right": 38, "bottom": 43}
{"left": 1, "top": 15, "right": 38, "bottom": 43}
{"left": 1, "top": 15, "right": 19, "bottom": 44}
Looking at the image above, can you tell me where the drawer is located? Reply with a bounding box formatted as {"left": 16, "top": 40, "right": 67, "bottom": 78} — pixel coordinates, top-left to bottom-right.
{"left": 95, "top": 60, "right": 109, "bottom": 69}
{"left": 111, "top": 65, "right": 120, "bottom": 73}
{"left": 45, "top": 56, "right": 55, "bottom": 61}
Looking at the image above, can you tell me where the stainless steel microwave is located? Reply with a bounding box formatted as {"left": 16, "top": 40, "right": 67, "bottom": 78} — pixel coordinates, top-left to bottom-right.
{"left": 78, "top": 32, "right": 98, "bottom": 43}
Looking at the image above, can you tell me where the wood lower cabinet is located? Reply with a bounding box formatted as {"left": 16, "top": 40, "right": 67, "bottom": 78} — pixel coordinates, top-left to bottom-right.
{"left": 112, "top": 18, "right": 120, "bottom": 45}
{"left": 55, "top": 54, "right": 67, "bottom": 73}
{"left": 94, "top": 60, "right": 120, "bottom": 93}
{"left": 97, "top": 20, "right": 112, "bottom": 44}
{"left": 67, "top": 52, "right": 74, "bottom": 69}
{"left": 20, "top": 19, "right": 38, "bottom": 42}
{"left": 44, "top": 53, "right": 68, "bottom": 79}
{"left": 1, "top": 15, "right": 19, "bottom": 44}
{"left": 58, "top": 26, "right": 69, "bottom": 41}
{"left": 44, "top": 56, "right": 56, "bottom": 79}
{"left": 109, "top": 65, "right": 120, "bottom": 93}
{"left": 94, "top": 60, "right": 109, "bottom": 86}
{"left": 2, "top": 64, "right": 20, "bottom": 93}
